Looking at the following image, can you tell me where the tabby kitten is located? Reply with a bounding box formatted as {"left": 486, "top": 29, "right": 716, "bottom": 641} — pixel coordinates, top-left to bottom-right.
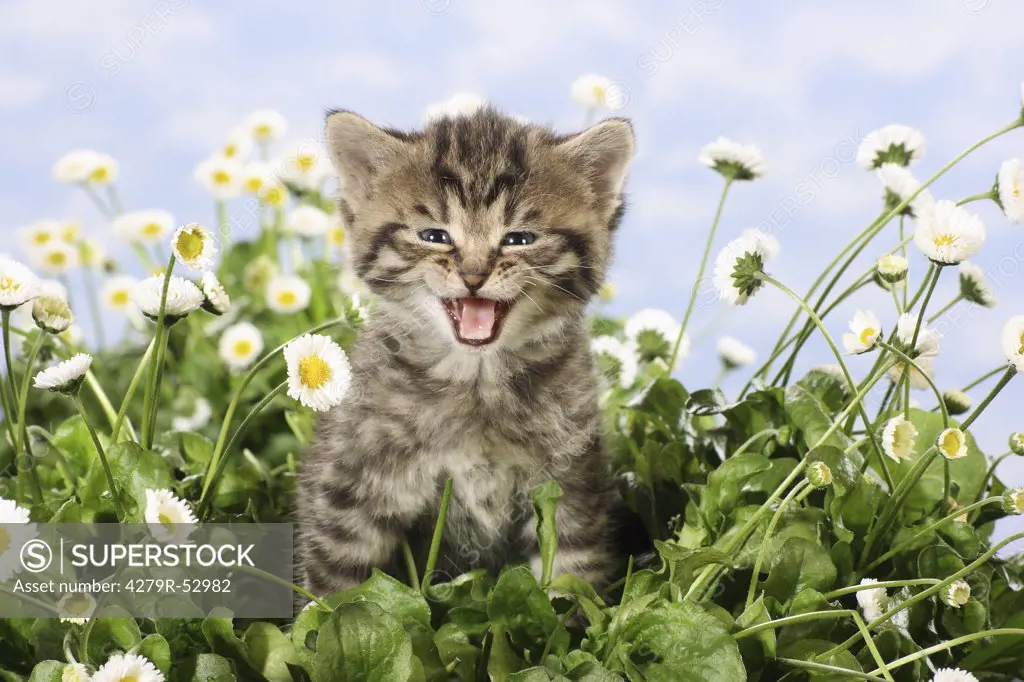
{"left": 297, "top": 106, "right": 635, "bottom": 595}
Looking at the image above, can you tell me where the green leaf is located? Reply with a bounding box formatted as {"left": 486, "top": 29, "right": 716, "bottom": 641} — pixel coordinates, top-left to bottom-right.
{"left": 488, "top": 566, "right": 564, "bottom": 657}
{"left": 312, "top": 602, "right": 414, "bottom": 682}
{"left": 784, "top": 385, "right": 851, "bottom": 451}
{"left": 685, "top": 389, "right": 733, "bottom": 416}
{"left": 169, "top": 653, "right": 237, "bottom": 682}
{"left": 138, "top": 634, "right": 172, "bottom": 675}
{"left": 763, "top": 538, "right": 836, "bottom": 605}
{"left": 702, "top": 453, "right": 772, "bottom": 522}
{"left": 532, "top": 481, "right": 564, "bottom": 587}
{"left": 201, "top": 611, "right": 264, "bottom": 680}
{"left": 81, "top": 441, "right": 175, "bottom": 521}
{"left": 84, "top": 609, "right": 142, "bottom": 665}
{"left": 244, "top": 623, "right": 298, "bottom": 682}
{"left": 617, "top": 601, "right": 745, "bottom": 681}
{"left": 27, "top": 662, "right": 65, "bottom": 682}
{"left": 735, "top": 595, "right": 775, "bottom": 660}
{"left": 334, "top": 570, "right": 431, "bottom": 629}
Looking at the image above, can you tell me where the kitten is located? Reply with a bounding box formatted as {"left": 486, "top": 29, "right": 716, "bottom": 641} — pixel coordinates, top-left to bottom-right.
{"left": 297, "top": 106, "right": 635, "bottom": 595}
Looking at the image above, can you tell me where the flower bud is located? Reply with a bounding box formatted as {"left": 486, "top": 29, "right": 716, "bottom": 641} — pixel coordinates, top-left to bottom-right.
{"left": 876, "top": 254, "right": 909, "bottom": 284}
{"left": 942, "top": 390, "right": 973, "bottom": 416}
{"left": 776, "top": 426, "right": 793, "bottom": 446}
{"left": 598, "top": 281, "right": 616, "bottom": 303}
{"left": 1003, "top": 486, "right": 1024, "bottom": 515}
{"left": 807, "top": 461, "right": 833, "bottom": 489}
{"left": 937, "top": 428, "right": 968, "bottom": 461}
{"left": 941, "top": 579, "right": 971, "bottom": 608}
{"left": 1010, "top": 432, "right": 1024, "bottom": 456}
{"left": 32, "top": 295, "right": 73, "bottom": 334}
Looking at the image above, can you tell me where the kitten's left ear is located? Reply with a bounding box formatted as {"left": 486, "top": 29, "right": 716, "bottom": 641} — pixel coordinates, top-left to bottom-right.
{"left": 556, "top": 118, "right": 635, "bottom": 205}
{"left": 324, "top": 109, "right": 409, "bottom": 210}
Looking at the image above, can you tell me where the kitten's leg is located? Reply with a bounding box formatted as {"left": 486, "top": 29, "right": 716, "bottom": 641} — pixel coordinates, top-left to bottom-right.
{"left": 300, "top": 475, "right": 406, "bottom": 596}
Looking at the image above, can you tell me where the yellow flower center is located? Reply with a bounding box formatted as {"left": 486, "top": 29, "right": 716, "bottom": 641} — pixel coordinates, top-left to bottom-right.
{"left": 63, "top": 593, "right": 91, "bottom": 617}
{"left": 1018, "top": 331, "right": 1024, "bottom": 355}
{"left": 296, "top": 155, "right": 315, "bottom": 172}
{"left": 932, "top": 233, "right": 957, "bottom": 248}
{"left": 592, "top": 84, "right": 606, "bottom": 104}
{"left": 254, "top": 123, "right": 272, "bottom": 138}
{"left": 0, "top": 526, "right": 10, "bottom": 555}
{"left": 175, "top": 230, "right": 205, "bottom": 261}
{"left": 329, "top": 226, "right": 345, "bottom": 246}
{"left": 0, "top": 276, "right": 19, "bottom": 293}
{"left": 142, "top": 222, "right": 163, "bottom": 237}
{"left": 89, "top": 166, "right": 109, "bottom": 183}
{"left": 298, "top": 355, "right": 331, "bottom": 390}
{"left": 32, "top": 232, "right": 52, "bottom": 245}
{"left": 47, "top": 252, "right": 68, "bottom": 267}
{"left": 233, "top": 340, "right": 254, "bottom": 357}
{"left": 941, "top": 431, "right": 961, "bottom": 456}
{"left": 158, "top": 511, "right": 175, "bottom": 528}
{"left": 212, "top": 169, "right": 232, "bottom": 185}
{"left": 859, "top": 327, "right": 876, "bottom": 346}
{"left": 62, "top": 223, "right": 79, "bottom": 241}
{"left": 893, "top": 426, "right": 913, "bottom": 456}
{"left": 224, "top": 143, "right": 237, "bottom": 157}
{"left": 261, "top": 186, "right": 285, "bottom": 207}
{"left": 112, "top": 290, "right": 130, "bottom": 307}
{"left": 244, "top": 177, "right": 263, "bottom": 193}
{"left": 277, "top": 290, "right": 298, "bottom": 307}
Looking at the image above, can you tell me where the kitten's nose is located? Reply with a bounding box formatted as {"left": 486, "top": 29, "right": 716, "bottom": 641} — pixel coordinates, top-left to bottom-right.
{"left": 460, "top": 271, "right": 489, "bottom": 292}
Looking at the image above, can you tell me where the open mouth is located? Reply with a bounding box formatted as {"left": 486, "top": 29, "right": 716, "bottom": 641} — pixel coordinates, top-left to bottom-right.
{"left": 443, "top": 298, "right": 513, "bottom": 346}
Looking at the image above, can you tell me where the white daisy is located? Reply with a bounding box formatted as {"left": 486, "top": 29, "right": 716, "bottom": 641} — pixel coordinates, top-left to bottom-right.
{"left": 171, "top": 397, "right": 212, "bottom": 433}
{"left": 284, "top": 334, "right": 352, "bottom": 412}
{"left": 882, "top": 416, "right": 918, "bottom": 462}
{"left": 58, "top": 221, "right": 80, "bottom": 243}
{"left": 930, "top": 669, "right": 978, "bottom": 682}
{"left": 942, "top": 390, "right": 972, "bottom": 416}
{"left": 194, "top": 156, "right": 242, "bottom": 200}
{"left": 591, "top": 336, "right": 639, "bottom": 387}
{"left": 914, "top": 201, "right": 985, "bottom": 265}
{"left": 957, "top": 262, "right": 995, "bottom": 307}
{"left": 855, "top": 578, "right": 888, "bottom": 621}
{"left": 266, "top": 274, "right": 312, "bottom": 314}
{"left": 895, "top": 313, "right": 941, "bottom": 359}
{"left": 937, "top": 428, "right": 968, "bottom": 461}
{"left": 277, "top": 142, "right": 333, "bottom": 189}
{"left": 570, "top": 74, "right": 626, "bottom": 112}
{"left": 32, "top": 295, "right": 73, "bottom": 334}
{"left": 996, "top": 158, "right": 1024, "bottom": 223}
{"left": 219, "top": 127, "right": 253, "bottom": 162}
{"left": 713, "top": 229, "right": 779, "bottom": 305}
{"left": 598, "top": 282, "right": 616, "bottom": 303}
{"left": 624, "top": 308, "right": 685, "bottom": 361}
{"left": 52, "top": 149, "right": 102, "bottom": 184}
{"left": 218, "top": 322, "right": 264, "bottom": 371}
{"left": 257, "top": 178, "right": 289, "bottom": 208}
{"left": 856, "top": 124, "right": 926, "bottom": 169}
{"left": 34, "top": 353, "right": 92, "bottom": 394}
{"left": 876, "top": 163, "right": 934, "bottom": 217}
{"left": 144, "top": 488, "right": 197, "bottom": 544}
{"left": 327, "top": 222, "right": 347, "bottom": 255}
{"left": 170, "top": 224, "right": 218, "bottom": 271}
{"left": 61, "top": 663, "right": 91, "bottom": 682}
{"left": 244, "top": 255, "right": 279, "bottom": 291}
{"left": 57, "top": 592, "right": 97, "bottom": 624}
{"left": 807, "top": 461, "right": 833, "bottom": 488}
{"left": 112, "top": 210, "right": 176, "bottom": 245}
{"left": 84, "top": 152, "right": 118, "bottom": 185}
{"left": 941, "top": 579, "right": 971, "bottom": 608}
{"left": 245, "top": 109, "right": 288, "bottom": 142}
{"left": 699, "top": 137, "right": 766, "bottom": 181}
{"left": 424, "top": 93, "right": 486, "bottom": 122}
{"left": 0, "top": 498, "right": 36, "bottom": 582}
{"left": 91, "top": 652, "right": 164, "bottom": 682}
{"left": 0, "top": 258, "right": 41, "bottom": 309}
{"left": 19, "top": 220, "right": 60, "bottom": 251}
{"left": 32, "top": 240, "right": 79, "bottom": 276}
{"left": 1003, "top": 486, "right": 1024, "bottom": 515}
{"left": 877, "top": 254, "right": 909, "bottom": 286}
{"left": 842, "top": 310, "right": 882, "bottom": 355}
{"left": 1001, "top": 315, "right": 1024, "bottom": 373}
{"left": 240, "top": 162, "right": 274, "bottom": 195}
{"left": 102, "top": 276, "right": 137, "bottom": 312}
{"left": 286, "top": 205, "right": 333, "bottom": 239}
{"left": 200, "top": 272, "right": 230, "bottom": 316}
{"left": 717, "top": 336, "right": 756, "bottom": 369}
{"left": 887, "top": 356, "right": 934, "bottom": 391}
{"left": 79, "top": 238, "right": 105, "bottom": 268}
{"left": 132, "top": 275, "right": 204, "bottom": 323}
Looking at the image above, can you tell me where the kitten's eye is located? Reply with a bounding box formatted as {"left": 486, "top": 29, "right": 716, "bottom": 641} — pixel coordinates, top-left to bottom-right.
{"left": 419, "top": 228, "right": 452, "bottom": 245}
{"left": 501, "top": 231, "right": 537, "bottom": 247}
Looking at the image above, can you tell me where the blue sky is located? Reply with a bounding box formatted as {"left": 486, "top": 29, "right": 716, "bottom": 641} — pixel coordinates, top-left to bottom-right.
{"left": 1, "top": 1, "right": 1022, "bottom": 536}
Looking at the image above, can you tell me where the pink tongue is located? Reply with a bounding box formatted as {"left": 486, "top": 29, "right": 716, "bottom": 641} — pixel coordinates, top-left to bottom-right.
{"left": 459, "top": 299, "right": 497, "bottom": 340}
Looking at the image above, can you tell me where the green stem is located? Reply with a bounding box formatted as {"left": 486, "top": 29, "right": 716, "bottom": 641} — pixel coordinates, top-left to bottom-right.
{"left": 745, "top": 479, "right": 810, "bottom": 607}
{"left": 859, "top": 498, "right": 1002, "bottom": 577}
{"left": 778, "top": 658, "right": 887, "bottom": 682}
{"left": 72, "top": 394, "right": 124, "bottom": 519}
{"left": 200, "top": 317, "right": 348, "bottom": 498}
{"left": 956, "top": 189, "right": 996, "bottom": 206}
{"left": 760, "top": 275, "right": 893, "bottom": 488}
{"left": 926, "top": 295, "right": 963, "bottom": 324}
{"left": 959, "top": 365, "right": 1006, "bottom": 393}
{"left": 865, "top": 628, "right": 1024, "bottom": 676}
{"left": 141, "top": 255, "right": 177, "bottom": 448}
{"left": 238, "top": 564, "right": 333, "bottom": 612}
{"left": 110, "top": 340, "right": 156, "bottom": 442}
{"left": 877, "top": 342, "right": 948, "bottom": 428}
{"left": 961, "top": 366, "right": 1016, "bottom": 431}
{"left": 16, "top": 332, "right": 46, "bottom": 467}
{"left": 402, "top": 540, "right": 421, "bottom": 591}
{"left": 731, "top": 428, "right": 778, "bottom": 458}
{"left": 197, "top": 382, "right": 287, "bottom": 518}
{"left": 1, "top": 309, "right": 22, "bottom": 449}
{"left": 973, "top": 451, "right": 1013, "bottom": 507}
{"left": 823, "top": 578, "right": 941, "bottom": 600}
{"left": 421, "top": 477, "right": 454, "bottom": 594}
{"left": 669, "top": 177, "right": 732, "bottom": 371}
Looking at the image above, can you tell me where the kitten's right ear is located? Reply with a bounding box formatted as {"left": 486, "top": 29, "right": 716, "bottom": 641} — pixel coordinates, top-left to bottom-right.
{"left": 324, "top": 110, "right": 407, "bottom": 206}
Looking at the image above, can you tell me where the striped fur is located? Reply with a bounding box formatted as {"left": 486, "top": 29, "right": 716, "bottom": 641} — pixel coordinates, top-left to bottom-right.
{"left": 298, "top": 107, "right": 634, "bottom": 595}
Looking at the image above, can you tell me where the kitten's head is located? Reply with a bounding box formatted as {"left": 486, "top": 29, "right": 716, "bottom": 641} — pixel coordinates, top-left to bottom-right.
{"left": 325, "top": 107, "right": 634, "bottom": 353}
